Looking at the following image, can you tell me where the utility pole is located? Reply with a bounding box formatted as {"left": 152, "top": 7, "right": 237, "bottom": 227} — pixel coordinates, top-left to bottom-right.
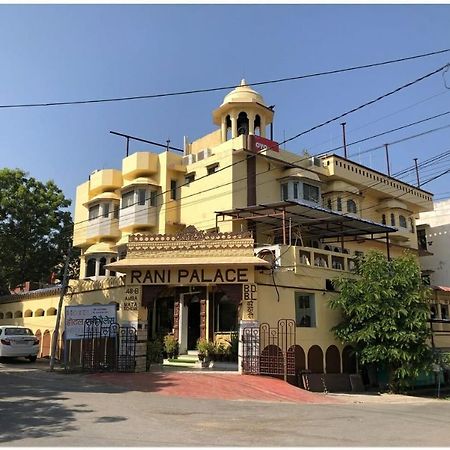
{"left": 414, "top": 158, "right": 421, "bottom": 188}
{"left": 341, "top": 122, "right": 348, "bottom": 158}
{"left": 49, "top": 246, "right": 72, "bottom": 372}
{"left": 384, "top": 144, "right": 391, "bottom": 176}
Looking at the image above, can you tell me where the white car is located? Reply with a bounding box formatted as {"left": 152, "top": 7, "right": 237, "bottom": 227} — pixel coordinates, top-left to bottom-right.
{"left": 0, "top": 326, "right": 39, "bottom": 362}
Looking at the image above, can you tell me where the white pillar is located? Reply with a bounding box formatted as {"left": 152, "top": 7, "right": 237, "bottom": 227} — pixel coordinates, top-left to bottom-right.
{"left": 221, "top": 119, "right": 227, "bottom": 142}
{"left": 179, "top": 295, "right": 188, "bottom": 354}
{"left": 260, "top": 117, "right": 267, "bottom": 138}
{"left": 248, "top": 113, "right": 256, "bottom": 135}
{"left": 94, "top": 258, "right": 100, "bottom": 277}
{"left": 231, "top": 115, "right": 237, "bottom": 138}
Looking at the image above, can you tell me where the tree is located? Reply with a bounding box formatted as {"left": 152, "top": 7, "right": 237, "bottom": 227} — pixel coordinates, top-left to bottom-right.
{"left": 0, "top": 168, "right": 74, "bottom": 292}
{"left": 330, "top": 250, "right": 432, "bottom": 392}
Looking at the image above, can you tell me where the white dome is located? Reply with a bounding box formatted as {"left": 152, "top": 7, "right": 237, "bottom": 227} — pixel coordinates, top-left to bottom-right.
{"left": 221, "top": 79, "right": 266, "bottom": 106}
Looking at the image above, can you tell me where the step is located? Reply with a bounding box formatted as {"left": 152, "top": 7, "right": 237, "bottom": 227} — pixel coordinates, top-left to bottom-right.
{"left": 187, "top": 350, "right": 199, "bottom": 356}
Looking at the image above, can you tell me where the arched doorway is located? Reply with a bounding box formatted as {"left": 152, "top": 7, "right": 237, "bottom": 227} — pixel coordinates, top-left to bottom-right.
{"left": 35, "top": 330, "right": 42, "bottom": 357}
{"left": 325, "top": 345, "right": 341, "bottom": 373}
{"left": 308, "top": 345, "right": 324, "bottom": 373}
{"left": 342, "top": 345, "right": 357, "bottom": 373}
{"left": 41, "top": 330, "right": 51, "bottom": 358}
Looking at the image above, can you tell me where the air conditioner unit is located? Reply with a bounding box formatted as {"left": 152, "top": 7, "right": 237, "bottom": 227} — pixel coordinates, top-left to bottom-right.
{"left": 255, "top": 245, "right": 281, "bottom": 268}
{"left": 197, "top": 148, "right": 212, "bottom": 161}
{"left": 182, "top": 154, "right": 196, "bottom": 165}
{"left": 309, "top": 157, "right": 322, "bottom": 167}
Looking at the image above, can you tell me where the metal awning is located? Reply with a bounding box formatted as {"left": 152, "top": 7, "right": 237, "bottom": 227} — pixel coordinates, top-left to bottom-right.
{"left": 216, "top": 200, "right": 397, "bottom": 239}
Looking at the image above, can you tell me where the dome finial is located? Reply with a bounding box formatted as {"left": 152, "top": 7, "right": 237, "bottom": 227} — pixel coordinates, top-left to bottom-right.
{"left": 240, "top": 78, "right": 247, "bottom": 86}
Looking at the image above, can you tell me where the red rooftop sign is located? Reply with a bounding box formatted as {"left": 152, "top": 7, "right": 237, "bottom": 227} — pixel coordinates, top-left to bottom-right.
{"left": 248, "top": 135, "right": 279, "bottom": 153}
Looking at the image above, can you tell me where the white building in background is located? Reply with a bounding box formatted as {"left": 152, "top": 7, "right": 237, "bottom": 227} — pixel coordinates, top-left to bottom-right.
{"left": 416, "top": 198, "right": 450, "bottom": 287}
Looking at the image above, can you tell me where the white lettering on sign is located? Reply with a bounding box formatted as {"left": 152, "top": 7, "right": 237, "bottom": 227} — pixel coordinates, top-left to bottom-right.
{"left": 129, "top": 267, "right": 251, "bottom": 285}
{"left": 123, "top": 287, "right": 140, "bottom": 311}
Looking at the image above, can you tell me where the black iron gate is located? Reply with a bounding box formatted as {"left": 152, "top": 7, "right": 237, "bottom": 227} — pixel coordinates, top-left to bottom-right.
{"left": 82, "top": 319, "right": 137, "bottom": 372}
{"left": 242, "top": 319, "right": 296, "bottom": 380}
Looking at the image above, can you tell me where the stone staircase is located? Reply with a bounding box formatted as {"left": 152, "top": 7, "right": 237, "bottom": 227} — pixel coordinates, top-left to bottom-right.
{"left": 163, "top": 350, "right": 199, "bottom": 368}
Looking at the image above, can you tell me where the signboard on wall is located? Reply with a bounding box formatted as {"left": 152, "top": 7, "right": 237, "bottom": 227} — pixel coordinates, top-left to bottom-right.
{"left": 242, "top": 283, "right": 257, "bottom": 320}
{"left": 248, "top": 135, "right": 279, "bottom": 153}
{"left": 129, "top": 267, "right": 253, "bottom": 285}
{"left": 65, "top": 304, "right": 117, "bottom": 341}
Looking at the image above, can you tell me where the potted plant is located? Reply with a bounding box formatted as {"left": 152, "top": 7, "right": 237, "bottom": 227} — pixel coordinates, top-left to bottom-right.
{"left": 197, "top": 338, "right": 214, "bottom": 361}
{"left": 163, "top": 334, "right": 179, "bottom": 359}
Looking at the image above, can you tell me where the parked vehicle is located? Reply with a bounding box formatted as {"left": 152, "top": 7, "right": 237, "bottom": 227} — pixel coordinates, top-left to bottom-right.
{"left": 0, "top": 326, "right": 39, "bottom": 362}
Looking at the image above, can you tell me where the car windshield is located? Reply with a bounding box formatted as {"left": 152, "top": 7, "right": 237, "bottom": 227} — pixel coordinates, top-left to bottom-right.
{"left": 4, "top": 328, "right": 34, "bottom": 336}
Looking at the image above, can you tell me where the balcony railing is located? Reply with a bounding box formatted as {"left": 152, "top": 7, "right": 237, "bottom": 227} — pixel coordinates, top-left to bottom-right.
{"left": 119, "top": 204, "right": 157, "bottom": 231}
{"left": 86, "top": 217, "right": 120, "bottom": 240}
{"left": 297, "top": 246, "right": 355, "bottom": 272}
{"left": 255, "top": 244, "right": 357, "bottom": 273}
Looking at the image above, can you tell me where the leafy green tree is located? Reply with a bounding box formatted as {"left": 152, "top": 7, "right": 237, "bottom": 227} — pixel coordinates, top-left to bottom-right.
{"left": 330, "top": 250, "right": 432, "bottom": 392}
{"left": 0, "top": 168, "right": 74, "bottom": 292}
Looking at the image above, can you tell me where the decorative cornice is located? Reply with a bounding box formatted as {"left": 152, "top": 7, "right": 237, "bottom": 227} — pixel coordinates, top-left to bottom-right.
{"left": 127, "top": 227, "right": 255, "bottom": 258}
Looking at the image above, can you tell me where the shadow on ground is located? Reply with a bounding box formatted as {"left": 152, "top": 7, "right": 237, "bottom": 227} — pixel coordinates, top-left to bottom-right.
{"left": 0, "top": 359, "right": 176, "bottom": 443}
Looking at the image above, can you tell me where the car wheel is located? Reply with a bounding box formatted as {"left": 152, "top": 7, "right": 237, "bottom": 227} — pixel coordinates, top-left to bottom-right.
{"left": 28, "top": 355, "right": 37, "bottom": 362}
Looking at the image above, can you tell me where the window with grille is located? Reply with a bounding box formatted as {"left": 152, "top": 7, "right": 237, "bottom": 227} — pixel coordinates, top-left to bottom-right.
{"left": 295, "top": 293, "right": 316, "bottom": 327}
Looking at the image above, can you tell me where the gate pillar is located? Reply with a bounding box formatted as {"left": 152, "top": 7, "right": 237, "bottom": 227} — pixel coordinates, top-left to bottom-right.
{"left": 173, "top": 300, "right": 180, "bottom": 341}
{"left": 200, "top": 299, "right": 207, "bottom": 340}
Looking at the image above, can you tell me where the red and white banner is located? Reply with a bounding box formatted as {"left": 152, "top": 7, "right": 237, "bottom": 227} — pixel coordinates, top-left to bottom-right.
{"left": 248, "top": 135, "right": 279, "bottom": 153}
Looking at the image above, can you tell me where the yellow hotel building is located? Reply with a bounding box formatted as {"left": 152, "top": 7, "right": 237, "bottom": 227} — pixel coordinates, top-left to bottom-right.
{"left": 0, "top": 80, "right": 436, "bottom": 379}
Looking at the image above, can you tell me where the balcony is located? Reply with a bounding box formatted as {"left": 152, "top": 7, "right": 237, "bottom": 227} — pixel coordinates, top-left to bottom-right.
{"left": 255, "top": 244, "right": 356, "bottom": 274}
{"left": 296, "top": 246, "right": 355, "bottom": 273}
{"left": 119, "top": 204, "right": 157, "bottom": 232}
{"left": 86, "top": 217, "right": 120, "bottom": 241}
{"left": 89, "top": 169, "right": 122, "bottom": 197}
{"left": 122, "top": 152, "right": 159, "bottom": 180}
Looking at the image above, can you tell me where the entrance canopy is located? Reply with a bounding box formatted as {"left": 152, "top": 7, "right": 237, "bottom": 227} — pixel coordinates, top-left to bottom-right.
{"left": 216, "top": 200, "right": 397, "bottom": 240}
{"left": 106, "top": 255, "right": 270, "bottom": 271}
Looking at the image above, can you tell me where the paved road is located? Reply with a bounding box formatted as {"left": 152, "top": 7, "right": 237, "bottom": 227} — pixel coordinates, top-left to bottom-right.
{"left": 1, "top": 359, "right": 449, "bottom": 447}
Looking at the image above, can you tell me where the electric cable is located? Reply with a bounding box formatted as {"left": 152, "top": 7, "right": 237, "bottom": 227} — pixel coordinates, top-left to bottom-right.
{"left": 71, "top": 63, "right": 449, "bottom": 233}
{"left": 1, "top": 49, "right": 449, "bottom": 110}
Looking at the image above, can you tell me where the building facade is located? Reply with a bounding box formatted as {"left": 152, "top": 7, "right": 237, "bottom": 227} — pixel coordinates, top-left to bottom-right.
{"left": 0, "top": 80, "right": 436, "bottom": 377}
{"left": 416, "top": 199, "right": 450, "bottom": 355}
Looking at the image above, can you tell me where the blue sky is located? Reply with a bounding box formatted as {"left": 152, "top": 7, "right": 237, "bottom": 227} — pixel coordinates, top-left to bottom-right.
{"left": 1, "top": 4, "right": 450, "bottom": 213}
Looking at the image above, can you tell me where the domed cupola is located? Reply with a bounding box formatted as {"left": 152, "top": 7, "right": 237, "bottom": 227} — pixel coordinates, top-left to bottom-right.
{"left": 212, "top": 79, "right": 274, "bottom": 143}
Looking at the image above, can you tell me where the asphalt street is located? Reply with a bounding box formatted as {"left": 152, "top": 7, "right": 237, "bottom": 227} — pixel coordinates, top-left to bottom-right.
{"left": 1, "top": 359, "right": 449, "bottom": 447}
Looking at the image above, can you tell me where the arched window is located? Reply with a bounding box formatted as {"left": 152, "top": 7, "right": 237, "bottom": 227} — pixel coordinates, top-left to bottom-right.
{"left": 381, "top": 214, "right": 386, "bottom": 225}
{"left": 35, "top": 309, "right": 44, "bottom": 317}
{"left": 0, "top": 312, "right": 4, "bottom": 320}
{"left": 46, "top": 308, "right": 57, "bottom": 316}
{"left": 86, "top": 258, "right": 96, "bottom": 277}
{"left": 399, "top": 215, "right": 407, "bottom": 228}
{"left": 5, "top": 312, "right": 13, "bottom": 319}
{"left": 347, "top": 199, "right": 357, "bottom": 214}
{"left": 337, "top": 197, "right": 342, "bottom": 212}
{"left": 99, "top": 257, "right": 107, "bottom": 276}
{"left": 14, "top": 311, "right": 22, "bottom": 318}
{"left": 225, "top": 115, "right": 231, "bottom": 141}
{"left": 109, "top": 258, "right": 117, "bottom": 277}
{"left": 327, "top": 198, "right": 332, "bottom": 210}
{"left": 24, "top": 310, "right": 33, "bottom": 317}
{"left": 237, "top": 112, "right": 249, "bottom": 136}
{"left": 390, "top": 213, "right": 396, "bottom": 226}
{"left": 254, "top": 114, "right": 261, "bottom": 136}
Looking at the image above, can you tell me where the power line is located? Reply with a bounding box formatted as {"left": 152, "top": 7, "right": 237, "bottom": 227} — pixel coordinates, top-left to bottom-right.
{"left": 1, "top": 49, "right": 450, "bottom": 110}
{"left": 318, "top": 110, "right": 450, "bottom": 156}
{"left": 349, "top": 123, "right": 450, "bottom": 158}
{"left": 306, "top": 89, "right": 450, "bottom": 153}
{"left": 72, "top": 64, "right": 450, "bottom": 233}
